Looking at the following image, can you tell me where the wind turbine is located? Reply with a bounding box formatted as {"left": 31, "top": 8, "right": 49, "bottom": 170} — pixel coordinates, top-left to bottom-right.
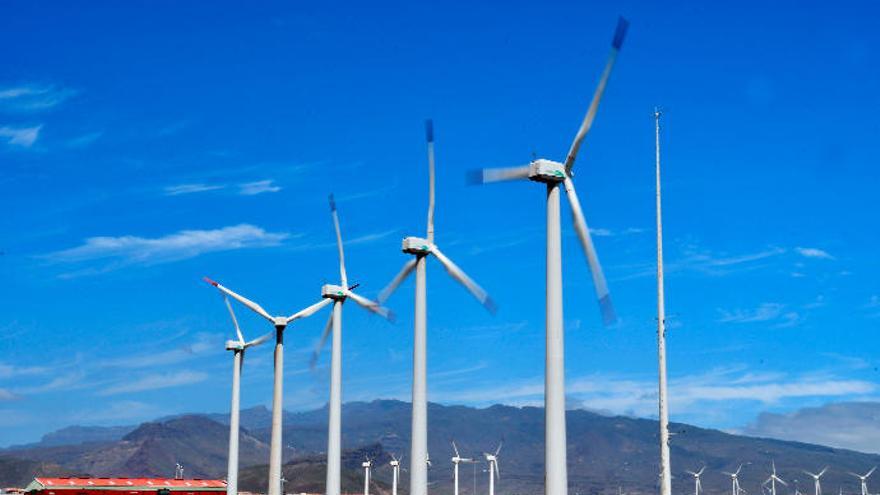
{"left": 452, "top": 441, "right": 476, "bottom": 495}
{"left": 724, "top": 464, "right": 745, "bottom": 495}
{"left": 686, "top": 466, "right": 706, "bottom": 495}
{"left": 469, "top": 17, "right": 628, "bottom": 495}
{"left": 377, "top": 119, "right": 497, "bottom": 495}
{"left": 312, "top": 194, "right": 393, "bottom": 495}
{"left": 204, "top": 278, "right": 332, "bottom": 495}
{"left": 484, "top": 443, "right": 502, "bottom": 495}
{"left": 766, "top": 462, "right": 788, "bottom": 495}
{"left": 804, "top": 467, "right": 829, "bottom": 495}
{"left": 390, "top": 454, "right": 403, "bottom": 495}
{"left": 362, "top": 458, "right": 373, "bottom": 495}
{"left": 849, "top": 467, "right": 876, "bottom": 495}
{"left": 654, "top": 107, "right": 672, "bottom": 495}
{"left": 221, "top": 295, "right": 273, "bottom": 495}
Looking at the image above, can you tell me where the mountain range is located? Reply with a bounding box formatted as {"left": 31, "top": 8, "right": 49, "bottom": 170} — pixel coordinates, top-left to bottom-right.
{"left": 2, "top": 400, "right": 879, "bottom": 495}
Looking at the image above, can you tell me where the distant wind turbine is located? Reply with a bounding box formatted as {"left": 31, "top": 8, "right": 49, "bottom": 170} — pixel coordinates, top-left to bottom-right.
{"left": 724, "top": 464, "right": 745, "bottom": 495}
{"left": 220, "top": 295, "right": 272, "bottom": 495}
{"left": 362, "top": 458, "right": 373, "bottom": 495}
{"left": 804, "top": 467, "right": 829, "bottom": 495}
{"left": 766, "top": 462, "right": 788, "bottom": 495}
{"left": 390, "top": 454, "right": 403, "bottom": 495}
{"left": 452, "top": 441, "right": 476, "bottom": 495}
{"left": 849, "top": 467, "right": 876, "bottom": 495}
{"left": 484, "top": 443, "right": 502, "bottom": 495}
{"left": 686, "top": 466, "right": 706, "bottom": 495}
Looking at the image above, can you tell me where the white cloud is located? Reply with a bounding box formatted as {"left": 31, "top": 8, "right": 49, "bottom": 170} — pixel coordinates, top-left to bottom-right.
{"left": 0, "top": 388, "right": 18, "bottom": 401}
{"left": 743, "top": 402, "right": 880, "bottom": 453}
{"left": 238, "top": 179, "right": 281, "bottom": 195}
{"left": 718, "top": 303, "right": 784, "bottom": 323}
{"left": 164, "top": 183, "right": 226, "bottom": 196}
{"left": 46, "top": 224, "right": 289, "bottom": 266}
{"left": 0, "top": 363, "right": 48, "bottom": 379}
{"left": 98, "top": 370, "right": 209, "bottom": 396}
{"left": 796, "top": 247, "right": 834, "bottom": 260}
{"left": 65, "top": 131, "right": 103, "bottom": 149}
{"left": 0, "top": 125, "right": 41, "bottom": 147}
{"left": 0, "top": 85, "right": 76, "bottom": 112}
{"left": 99, "top": 333, "right": 219, "bottom": 369}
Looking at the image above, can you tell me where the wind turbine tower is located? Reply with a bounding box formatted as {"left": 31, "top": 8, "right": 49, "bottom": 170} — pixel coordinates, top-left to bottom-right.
{"left": 470, "top": 17, "right": 628, "bottom": 495}
{"left": 484, "top": 444, "right": 502, "bottom": 495}
{"left": 804, "top": 467, "right": 829, "bottom": 495}
{"left": 654, "top": 107, "right": 672, "bottom": 495}
{"left": 452, "top": 442, "right": 475, "bottom": 495}
{"left": 362, "top": 458, "right": 373, "bottom": 495}
{"left": 220, "top": 295, "right": 272, "bottom": 495}
{"left": 390, "top": 455, "right": 403, "bottom": 495}
{"left": 204, "top": 278, "right": 332, "bottom": 495}
{"left": 378, "top": 120, "right": 497, "bottom": 495}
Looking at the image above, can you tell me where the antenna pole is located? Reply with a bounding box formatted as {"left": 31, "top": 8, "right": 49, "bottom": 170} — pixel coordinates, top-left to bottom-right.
{"left": 655, "top": 107, "right": 672, "bottom": 495}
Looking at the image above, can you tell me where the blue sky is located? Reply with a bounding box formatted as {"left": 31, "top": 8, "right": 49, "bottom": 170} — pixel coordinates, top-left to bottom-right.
{"left": 2, "top": 0, "right": 880, "bottom": 448}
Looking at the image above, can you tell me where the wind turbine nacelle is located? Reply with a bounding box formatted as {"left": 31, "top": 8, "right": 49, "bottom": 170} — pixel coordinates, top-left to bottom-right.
{"left": 528, "top": 159, "right": 567, "bottom": 183}
{"left": 322, "top": 284, "right": 347, "bottom": 300}
{"left": 402, "top": 237, "right": 432, "bottom": 254}
{"left": 225, "top": 339, "right": 244, "bottom": 351}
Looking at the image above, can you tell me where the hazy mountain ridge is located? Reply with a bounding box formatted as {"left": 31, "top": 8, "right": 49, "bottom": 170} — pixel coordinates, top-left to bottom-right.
{"left": 3, "top": 400, "right": 879, "bottom": 495}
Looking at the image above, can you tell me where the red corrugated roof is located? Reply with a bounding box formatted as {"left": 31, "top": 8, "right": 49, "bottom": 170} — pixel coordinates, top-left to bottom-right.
{"left": 29, "top": 478, "right": 226, "bottom": 490}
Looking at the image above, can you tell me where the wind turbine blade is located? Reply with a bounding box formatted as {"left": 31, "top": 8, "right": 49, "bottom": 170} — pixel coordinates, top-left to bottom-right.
{"left": 377, "top": 259, "right": 418, "bottom": 304}
{"left": 223, "top": 295, "right": 246, "bottom": 345}
{"left": 849, "top": 473, "right": 861, "bottom": 479}
{"left": 205, "top": 277, "right": 274, "bottom": 323}
{"left": 777, "top": 478, "right": 788, "bottom": 487}
{"left": 245, "top": 330, "right": 274, "bottom": 348}
{"left": 495, "top": 442, "right": 503, "bottom": 456}
{"left": 430, "top": 246, "right": 497, "bottom": 314}
{"left": 736, "top": 465, "right": 743, "bottom": 476}
{"left": 452, "top": 441, "right": 460, "bottom": 458}
{"left": 698, "top": 466, "right": 706, "bottom": 476}
{"left": 468, "top": 166, "right": 530, "bottom": 184}
{"left": 561, "top": 177, "right": 616, "bottom": 324}
{"left": 287, "top": 298, "right": 332, "bottom": 323}
{"left": 563, "top": 16, "right": 629, "bottom": 175}
{"left": 329, "top": 194, "right": 348, "bottom": 287}
{"left": 310, "top": 311, "right": 334, "bottom": 370}
{"left": 819, "top": 467, "right": 829, "bottom": 478}
{"left": 494, "top": 460, "right": 500, "bottom": 480}
{"left": 687, "top": 471, "right": 697, "bottom": 476}
{"left": 346, "top": 291, "right": 395, "bottom": 321}
{"left": 426, "top": 119, "right": 436, "bottom": 243}
{"left": 867, "top": 467, "right": 877, "bottom": 478}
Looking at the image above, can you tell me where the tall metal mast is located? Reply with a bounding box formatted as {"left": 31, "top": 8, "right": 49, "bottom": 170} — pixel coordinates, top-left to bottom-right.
{"left": 655, "top": 107, "right": 672, "bottom": 495}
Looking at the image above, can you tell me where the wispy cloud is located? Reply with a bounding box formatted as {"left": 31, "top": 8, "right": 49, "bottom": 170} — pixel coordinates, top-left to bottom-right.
{"left": 0, "top": 389, "right": 18, "bottom": 401}
{"left": 0, "top": 85, "right": 76, "bottom": 112}
{"left": 45, "top": 224, "right": 289, "bottom": 266}
{"left": 65, "top": 131, "right": 103, "bottom": 149}
{"left": 618, "top": 245, "right": 786, "bottom": 280}
{"left": 717, "top": 302, "right": 801, "bottom": 328}
{"left": 238, "top": 179, "right": 281, "bottom": 195}
{"left": 796, "top": 247, "right": 834, "bottom": 260}
{"left": 98, "top": 370, "right": 209, "bottom": 396}
{"left": 743, "top": 402, "right": 880, "bottom": 454}
{"left": 164, "top": 183, "right": 226, "bottom": 196}
{"left": 99, "top": 333, "right": 219, "bottom": 369}
{"left": 0, "top": 363, "right": 48, "bottom": 379}
{"left": 589, "top": 227, "right": 645, "bottom": 237}
{"left": 0, "top": 125, "right": 41, "bottom": 148}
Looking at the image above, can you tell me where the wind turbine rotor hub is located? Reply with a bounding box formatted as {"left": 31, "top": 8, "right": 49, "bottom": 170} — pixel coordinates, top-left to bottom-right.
{"left": 225, "top": 339, "right": 244, "bottom": 351}
{"left": 321, "top": 284, "right": 348, "bottom": 300}
{"left": 527, "top": 159, "right": 567, "bottom": 183}
{"left": 272, "top": 316, "right": 288, "bottom": 327}
{"left": 402, "top": 237, "right": 432, "bottom": 255}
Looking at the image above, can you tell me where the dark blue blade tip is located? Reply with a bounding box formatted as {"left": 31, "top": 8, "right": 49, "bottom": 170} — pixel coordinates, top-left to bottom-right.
{"left": 328, "top": 193, "right": 336, "bottom": 211}
{"left": 425, "top": 119, "right": 434, "bottom": 143}
{"left": 599, "top": 294, "right": 617, "bottom": 326}
{"left": 612, "top": 16, "right": 629, "bottom": 50}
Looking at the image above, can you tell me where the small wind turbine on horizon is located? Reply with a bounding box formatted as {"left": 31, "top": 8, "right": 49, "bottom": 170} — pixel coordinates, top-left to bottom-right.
{"left": 686, "top": 466, "right": 706, "bottom": 495}
{"left": 220, "top": 295, "right": 273, "bottom": 495}
{"left": 849, "top": 467, "right": 876, "bottom": 495}
{"left": 362, "top": 457, "right": 373, "bottom": 495}
{"left": 312, "top": 194, "right": 393, "bottom": 495}
{"left": 203, "top": 277, "right": 332, "bottom": 495}
{"left": 470, "top": 16, "right": 628, "bottom": 495}
{"left": 390, "top": 454, "right": 403, "bottom": 495}
{"left": 377, "top": 119, "right": 497, "bottom": 495}
{"left": 452, "top": 441, "right": 476, "bottom": 495}
{"left": 724, "top": 464, "right": 746, "bottom": 495}
{"left": 804, "top": 467, "right": 829, "bottom": 495}
{"left": 766, "top": 462, "right": 789, "bottom": 495}
{"left": 484, "top": 443, "right": 502, "bottom": 495}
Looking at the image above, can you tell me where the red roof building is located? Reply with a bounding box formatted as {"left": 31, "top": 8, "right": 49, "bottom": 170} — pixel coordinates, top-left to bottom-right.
{"left": 24, "top": 478, "right": 226, "bottom": 495}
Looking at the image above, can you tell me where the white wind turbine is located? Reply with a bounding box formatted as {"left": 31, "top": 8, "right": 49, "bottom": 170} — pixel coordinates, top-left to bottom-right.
{"left": 849, "top": 467, "right": 876, "bottom": 495}
{"left": 804, "top": 467, "right": 829, "bottom": 495}
{"left": 470, "top": 17, "right": 628, "bottom": 495}
{"left": 377, "top": 119, "right": 497, "bottom": 495}
{"left": 220, "top": 295, "right": 273, "bottom": 495}
{"left": 452, "top": 441, "right": 476, "bottom": 495}
{"left": 484, "top": 443, "right": 502, "bottom": 495}
{"left": 311, "top": 194, "right": 393, "bottom": 495}
{"left": 390, "top": 454, "right": 403, "bottom": 495}
{"left": 204, "top": 278, "right": 332, "bottom": 495}
{"left": 362, "top": 458, "right": 373, "bottom": 495}
{"left": 686, "top": 466, "right": 706, "bottom": 495}
{"left": 724, "top": 464, "right": 746, "bottom": 495}
{"left": 766, "top": 462, "right": 788, "bottom": 495}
